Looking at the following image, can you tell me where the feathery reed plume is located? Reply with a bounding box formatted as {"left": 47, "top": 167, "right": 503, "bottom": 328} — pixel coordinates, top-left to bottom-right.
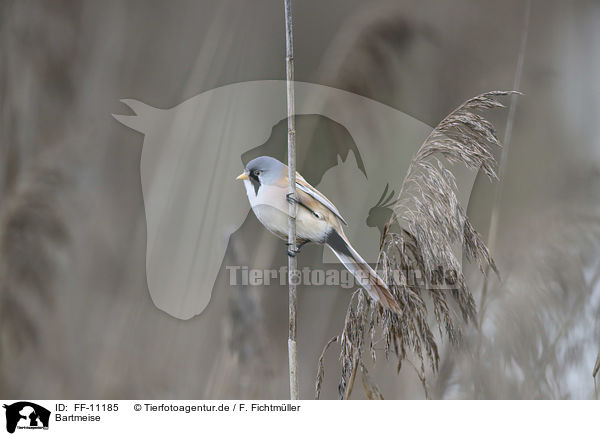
{"left": 436, "top": 163, "right": 600, "bottom": 399}
{"left": 315, "top": 336, "right": 338, "bottom": 400}
{"left": 0, "top": 164, "right": 69, "bottom": 394}
{"left": 316, "top": 91, "right": 512, "bottom": 399}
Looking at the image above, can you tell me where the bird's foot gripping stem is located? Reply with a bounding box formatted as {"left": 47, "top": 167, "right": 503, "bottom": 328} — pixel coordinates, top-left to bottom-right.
{"left": 286, "top": 192, "right": 298, "bottom": 205}
{"left": 286, "top": 241, "right": 308, "bottom": 257}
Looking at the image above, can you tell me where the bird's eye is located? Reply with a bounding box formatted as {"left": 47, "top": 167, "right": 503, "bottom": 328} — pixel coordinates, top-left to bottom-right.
{"left": 253, "top": 170, "right": 261, "bottom": 177}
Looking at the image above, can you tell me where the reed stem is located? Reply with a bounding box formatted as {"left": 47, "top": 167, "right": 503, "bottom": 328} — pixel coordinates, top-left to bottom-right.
{"left": 284, "top": 0, "right": 299, "bottom": 400}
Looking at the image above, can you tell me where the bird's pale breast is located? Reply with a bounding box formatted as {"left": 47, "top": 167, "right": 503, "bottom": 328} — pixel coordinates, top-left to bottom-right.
{"left": 244, "top": 180, "right": 332, "bottom": 243}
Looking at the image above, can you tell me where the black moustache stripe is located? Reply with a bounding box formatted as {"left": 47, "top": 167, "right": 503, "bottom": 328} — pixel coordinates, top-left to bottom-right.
{"left": 249, "top": 173, "right": 260, "bottom": 195}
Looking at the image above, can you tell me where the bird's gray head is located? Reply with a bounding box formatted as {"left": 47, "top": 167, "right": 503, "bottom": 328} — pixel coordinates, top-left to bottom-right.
{"left": 237, "top": 156, "right": 286, "bottom": 187}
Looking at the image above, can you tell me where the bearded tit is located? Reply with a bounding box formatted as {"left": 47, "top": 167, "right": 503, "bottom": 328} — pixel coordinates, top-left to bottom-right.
{"left": 237, "top": 156, "right": 401, "bottom": 314}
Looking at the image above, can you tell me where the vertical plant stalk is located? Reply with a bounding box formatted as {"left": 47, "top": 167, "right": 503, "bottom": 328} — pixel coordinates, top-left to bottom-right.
{"left": 343, "top": 356, "right": 359, "bottom": 400}
{"left": 593, "top": 352, "right": 600, "bottom": 399}
{"left": 284, "top": 0, "right": 299, "bottom": 400}
{"left": 479, "top": 0, "right": 531, "bottom": 323}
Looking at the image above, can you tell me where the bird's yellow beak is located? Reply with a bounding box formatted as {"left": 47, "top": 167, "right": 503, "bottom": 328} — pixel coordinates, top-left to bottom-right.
{"left": 236, "top": 172, "right": 249, "bottom": 181}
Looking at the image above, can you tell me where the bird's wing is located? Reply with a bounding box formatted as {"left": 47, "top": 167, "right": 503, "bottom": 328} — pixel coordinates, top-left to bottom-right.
{"left": 295, "top": 174, "right": 348, "bottom": 225}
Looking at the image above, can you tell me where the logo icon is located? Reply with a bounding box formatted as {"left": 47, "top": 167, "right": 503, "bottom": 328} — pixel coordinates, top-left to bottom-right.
{"left": 113, "top": 80, "right": 478, "bottom": 320}
{"left": 3, "top": 402, "right": 50, "bottom": 434}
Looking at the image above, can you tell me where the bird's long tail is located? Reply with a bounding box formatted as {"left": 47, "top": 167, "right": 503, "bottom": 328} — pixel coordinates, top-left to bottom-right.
{"left": 326, "top": 230, "right": 402, "bottom": 314}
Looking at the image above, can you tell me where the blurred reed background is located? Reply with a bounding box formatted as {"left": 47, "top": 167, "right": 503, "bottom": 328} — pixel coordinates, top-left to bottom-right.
{"left": 1, "top": 0, "right": 599, "bottom": 399}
